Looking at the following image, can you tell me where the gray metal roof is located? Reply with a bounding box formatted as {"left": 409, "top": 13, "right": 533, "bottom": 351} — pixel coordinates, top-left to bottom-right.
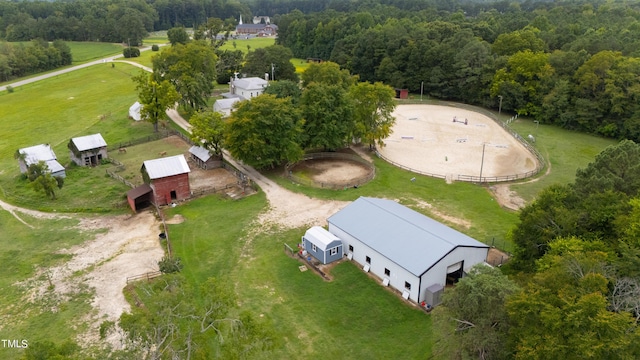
{"left": 45, "top": 159, "right": 65, "bottom": 174}
{"left": 19, "top": 144, "right": 57, "bottom": 164}
{"left": 71, "top": 133, "right": 107, "bottom": 152}
{"left": 305, "top": 226, "right": 341, "bottom": 251}
{"left": 142, "top": 154, "right": 190, "bottom": 179}
{"left": 328, "top": 197, "right": 488, "bottom": 277}
{"left": 233, "top": 77, "right": 268, "bottom": 91}
{"left": 188, "top": 145, "right": 211, "bottom": 162}
{"left": 214, "top": 98, "right": 242, "bottom": 110}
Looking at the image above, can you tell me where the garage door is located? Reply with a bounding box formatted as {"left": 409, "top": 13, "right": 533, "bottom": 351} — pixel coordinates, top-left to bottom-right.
{"left": 446, "top": 262, "right": 462, "bottom": 274}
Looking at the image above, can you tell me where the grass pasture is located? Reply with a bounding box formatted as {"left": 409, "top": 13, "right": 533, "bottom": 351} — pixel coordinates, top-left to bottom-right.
{"left": 507, "top": 118, "right": 616, "bottom": 201}
{"left": 161, "top": 195, "right": 432, "bottom": 359}
{"left": 0, "top": 62, "right": 155, "bottom": 212}
{"left": 219, "top": 36, "right": 276, "bottom": 54}
{"left": 108, "top": 135, "right": 191, "bottom": 186}
{"left": 66, "top": 42, "right": 124, "bottom": 64}
{"left": 0, "top": 212, "right": 95, "bottom": 360}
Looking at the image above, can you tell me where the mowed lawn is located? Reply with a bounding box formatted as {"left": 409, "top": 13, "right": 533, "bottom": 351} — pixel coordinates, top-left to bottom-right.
{"left": 269, "top": 157, "right": 518, "bottom": 251}
{"left": 66, "top": 41, "right": 124, "bottom": 63}
{"left": 218, "top": 36, "right": 276, "bottom": 54}
{"left": 163, "top": 195, "right": 432, "bottom": 359}
{"left": 507, "top": 118, "right": 617, "bottom": 201}
{"left": 0, "top": 63, "right": 156, "bottom": 212}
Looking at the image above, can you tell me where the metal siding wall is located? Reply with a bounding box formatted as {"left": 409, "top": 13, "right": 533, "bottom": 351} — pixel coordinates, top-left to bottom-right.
{"left": 329, "top": 223, "right": 420, "bottom": 302}
{"left": 419, "top": 247, "right": 489, "bottom": 302}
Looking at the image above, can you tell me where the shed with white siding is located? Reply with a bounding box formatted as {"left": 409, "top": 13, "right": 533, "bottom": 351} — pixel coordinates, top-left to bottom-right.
{"left": 327, "top": 197, "right": 489, "bottom": 305}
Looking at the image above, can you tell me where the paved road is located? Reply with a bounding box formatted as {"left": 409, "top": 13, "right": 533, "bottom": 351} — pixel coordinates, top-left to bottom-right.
{"left": 0, "top": 44, "right": 164, "bottom": 92}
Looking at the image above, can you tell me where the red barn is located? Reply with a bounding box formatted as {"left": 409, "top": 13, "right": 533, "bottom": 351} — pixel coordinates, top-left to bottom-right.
{"left": 141, "top": 155, "right": 191, "bottom": 206}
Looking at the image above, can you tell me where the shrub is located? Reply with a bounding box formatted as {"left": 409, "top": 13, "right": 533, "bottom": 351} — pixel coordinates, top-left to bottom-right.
{"left": 123, "top": 47, "right": 140, "bottom": 58}
{"left": 158, "top": 255, "right": 183, "bottom": 273}
{"left": 6, "top": 85, "right": 14, "bottom": 93}
{"left": 152, "top": 44, "right": 159, "bottom": 51}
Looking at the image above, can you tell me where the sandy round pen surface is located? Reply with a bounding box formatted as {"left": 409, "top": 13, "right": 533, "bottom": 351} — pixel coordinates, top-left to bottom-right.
{"left": 378, "top": 104, "right": 537, "bottom": 179}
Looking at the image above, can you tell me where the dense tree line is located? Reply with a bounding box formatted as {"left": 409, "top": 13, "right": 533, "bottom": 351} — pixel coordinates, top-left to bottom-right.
{"left": 433, "top": 140, "right": 640, "bottom": 359}
{"left": 0, "top": 39, "right": 71, "bottom": 82}
{"left": 276, "top": 1, "right": 640, "bottom": 142}
{"left": 0, "top": 0, "right": 248, "bottom": 42}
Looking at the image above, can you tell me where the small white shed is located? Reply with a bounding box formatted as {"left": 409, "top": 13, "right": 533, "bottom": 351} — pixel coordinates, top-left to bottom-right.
{"left": 301, "top": 226, "right": 343, "bottom": 264}
{"left": 129, "top": 101, "right": 142, "bottom": 121}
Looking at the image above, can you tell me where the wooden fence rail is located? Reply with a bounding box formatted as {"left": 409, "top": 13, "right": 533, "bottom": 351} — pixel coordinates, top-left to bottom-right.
{"left": 126, "top": 270, "right": 162, "bottom": 284}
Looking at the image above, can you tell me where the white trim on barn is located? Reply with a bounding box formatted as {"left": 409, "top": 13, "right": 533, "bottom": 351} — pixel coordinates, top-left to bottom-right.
{"left": 327, "top": 197, "right": 489, "bottom": 305}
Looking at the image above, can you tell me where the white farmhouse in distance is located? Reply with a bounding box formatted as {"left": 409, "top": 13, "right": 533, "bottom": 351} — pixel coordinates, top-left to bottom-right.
{"left": 215, "top": 73, "right": 269, "bottom": 116}
{"left": 225, "top": 73, "right": 268, "bottom": 100}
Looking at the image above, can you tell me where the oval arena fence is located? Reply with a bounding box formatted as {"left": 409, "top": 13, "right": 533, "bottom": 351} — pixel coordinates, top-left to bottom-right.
{"left": 285, "top": 152, "right": 376, "bottom": 190}
{"left": 377, "top": 102, "right": 545, "bottom": 184}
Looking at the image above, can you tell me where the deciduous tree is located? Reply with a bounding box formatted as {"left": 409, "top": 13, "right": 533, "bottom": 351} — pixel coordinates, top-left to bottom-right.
{"left": 432, "top": 265, "right": 518, "bottom": 360}
{"left": 225, "top": 95, "right": 304, "bottom": 169}
{"left": 152, "top": 41, "right": 217, "bottom": 112}
{"left": 349, "top": 82, "right": 396, "bottom": 149}
{"left": 300, "top": 83, "right": 354, "bottom": 150}
{"left": 133, "top": 72, "right": 180, "bottom": 132}
{"left": 190, "top": 110, "right": 225, "bottom": 159}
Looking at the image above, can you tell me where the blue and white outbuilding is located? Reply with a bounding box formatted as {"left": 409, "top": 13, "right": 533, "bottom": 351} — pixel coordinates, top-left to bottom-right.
{"left": 327, "top": 197, "right": 489, "bottom": 305}
{"left": 301, "top": 226, "right": 343, "bottom": 265}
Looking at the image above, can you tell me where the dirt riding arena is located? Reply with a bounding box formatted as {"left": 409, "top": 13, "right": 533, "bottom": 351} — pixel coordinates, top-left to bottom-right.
{"left": 378, "top": 105, "right": 537, "bottom": 181}
{"left": 290, "top": 157, "right": 373, "bottom": 188}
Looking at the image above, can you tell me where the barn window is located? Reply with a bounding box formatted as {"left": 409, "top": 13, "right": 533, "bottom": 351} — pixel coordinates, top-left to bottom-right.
{"left": 349, "top": 245, "right": 354, "bottom": 252}
{"left": 405, "top": 281, "right": 412, "bottom": 291}
{"left": 365, "top": 256, "right": 371, "bottom": 264}
{"left": 330, "top": 247, "right": 338, "bottom": 256}
{"left": 312, "top": 244, "right": 317, "bottom": 252}
{"left": 384, "top": 268, "right": 390, "bottom": 276}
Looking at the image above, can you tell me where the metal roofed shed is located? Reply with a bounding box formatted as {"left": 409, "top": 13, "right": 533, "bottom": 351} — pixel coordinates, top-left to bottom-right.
{"left": 188, "top": 145, "right": 222, "bottom": 169}
{"left": 17, "top": 144, "right": 66, "bottom": 178}
{"left": 142, "top": 155, "right": 190, "bottom": 179}
{"left": 328, "top": 197, "right": 489, "bottom": 304}
{"left": 302, "top": 226, "right": 343, "bottom": 264}
{"left": 141, "top": 155, "right": 191, "bottom": 206}
{"left": 68, "top": 133, "right": 108, "bottom": 166}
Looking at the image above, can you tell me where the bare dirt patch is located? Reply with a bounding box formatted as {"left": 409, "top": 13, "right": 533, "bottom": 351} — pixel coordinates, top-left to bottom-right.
{"left": 290, "top": 158, "right": 372, "bottom": 185}
{"left": 379, "top": 104, "right": 537, "bottom": 179}
{"left": 486, "top": 247, "right": 510, "bottom": 267}
{"left": 188, "top": 166, "right": 239, "bottom": 192}
{"left": 14, "top": 211, "right": 164, "bottom": 350}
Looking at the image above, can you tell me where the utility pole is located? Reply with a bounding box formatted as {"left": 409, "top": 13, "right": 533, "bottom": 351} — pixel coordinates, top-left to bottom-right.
{"left": 271, "top": 63, "right": 275, "bottom": 81}
{"left": 420, "top": 81, "right": 424, "bottom": 101}
{"left": 479, "top": 143, "right": 486, "bottom": 182}
{"left": 498, "top": 95, "right": 503, "bottom": 115}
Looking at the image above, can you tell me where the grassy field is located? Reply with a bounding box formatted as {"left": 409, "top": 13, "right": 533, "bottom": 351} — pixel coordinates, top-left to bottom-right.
{"left": 0, "top": 52, "right": 621, "bottom": 358}
{"left": 507, "top": 118, "right": 617, "bottom": 201}
{"left": 143, "top": 31, "right": 169, "bottom": 45}
{"left": 0, "top": 212, "right": 95, "bottom": 360}
{"left": 66, "top": 42, "right": 124, "bottom": 63}
{"left": 218, "top": 36, "right": 275, "bottom": 54}
{"left": 269, "top": 156, "right": 517, "bottom": 251}
{"left": 292, "top": 58, "right": 313, "bottom": 73}
{"left": 108, "top": 136, "right": 191, "bottom": 186}
{"left": 161, "top": 194, "right": 432, "bottom": 358}
{"left": 0, "top": 63, "right": 156, "bottom": 212}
